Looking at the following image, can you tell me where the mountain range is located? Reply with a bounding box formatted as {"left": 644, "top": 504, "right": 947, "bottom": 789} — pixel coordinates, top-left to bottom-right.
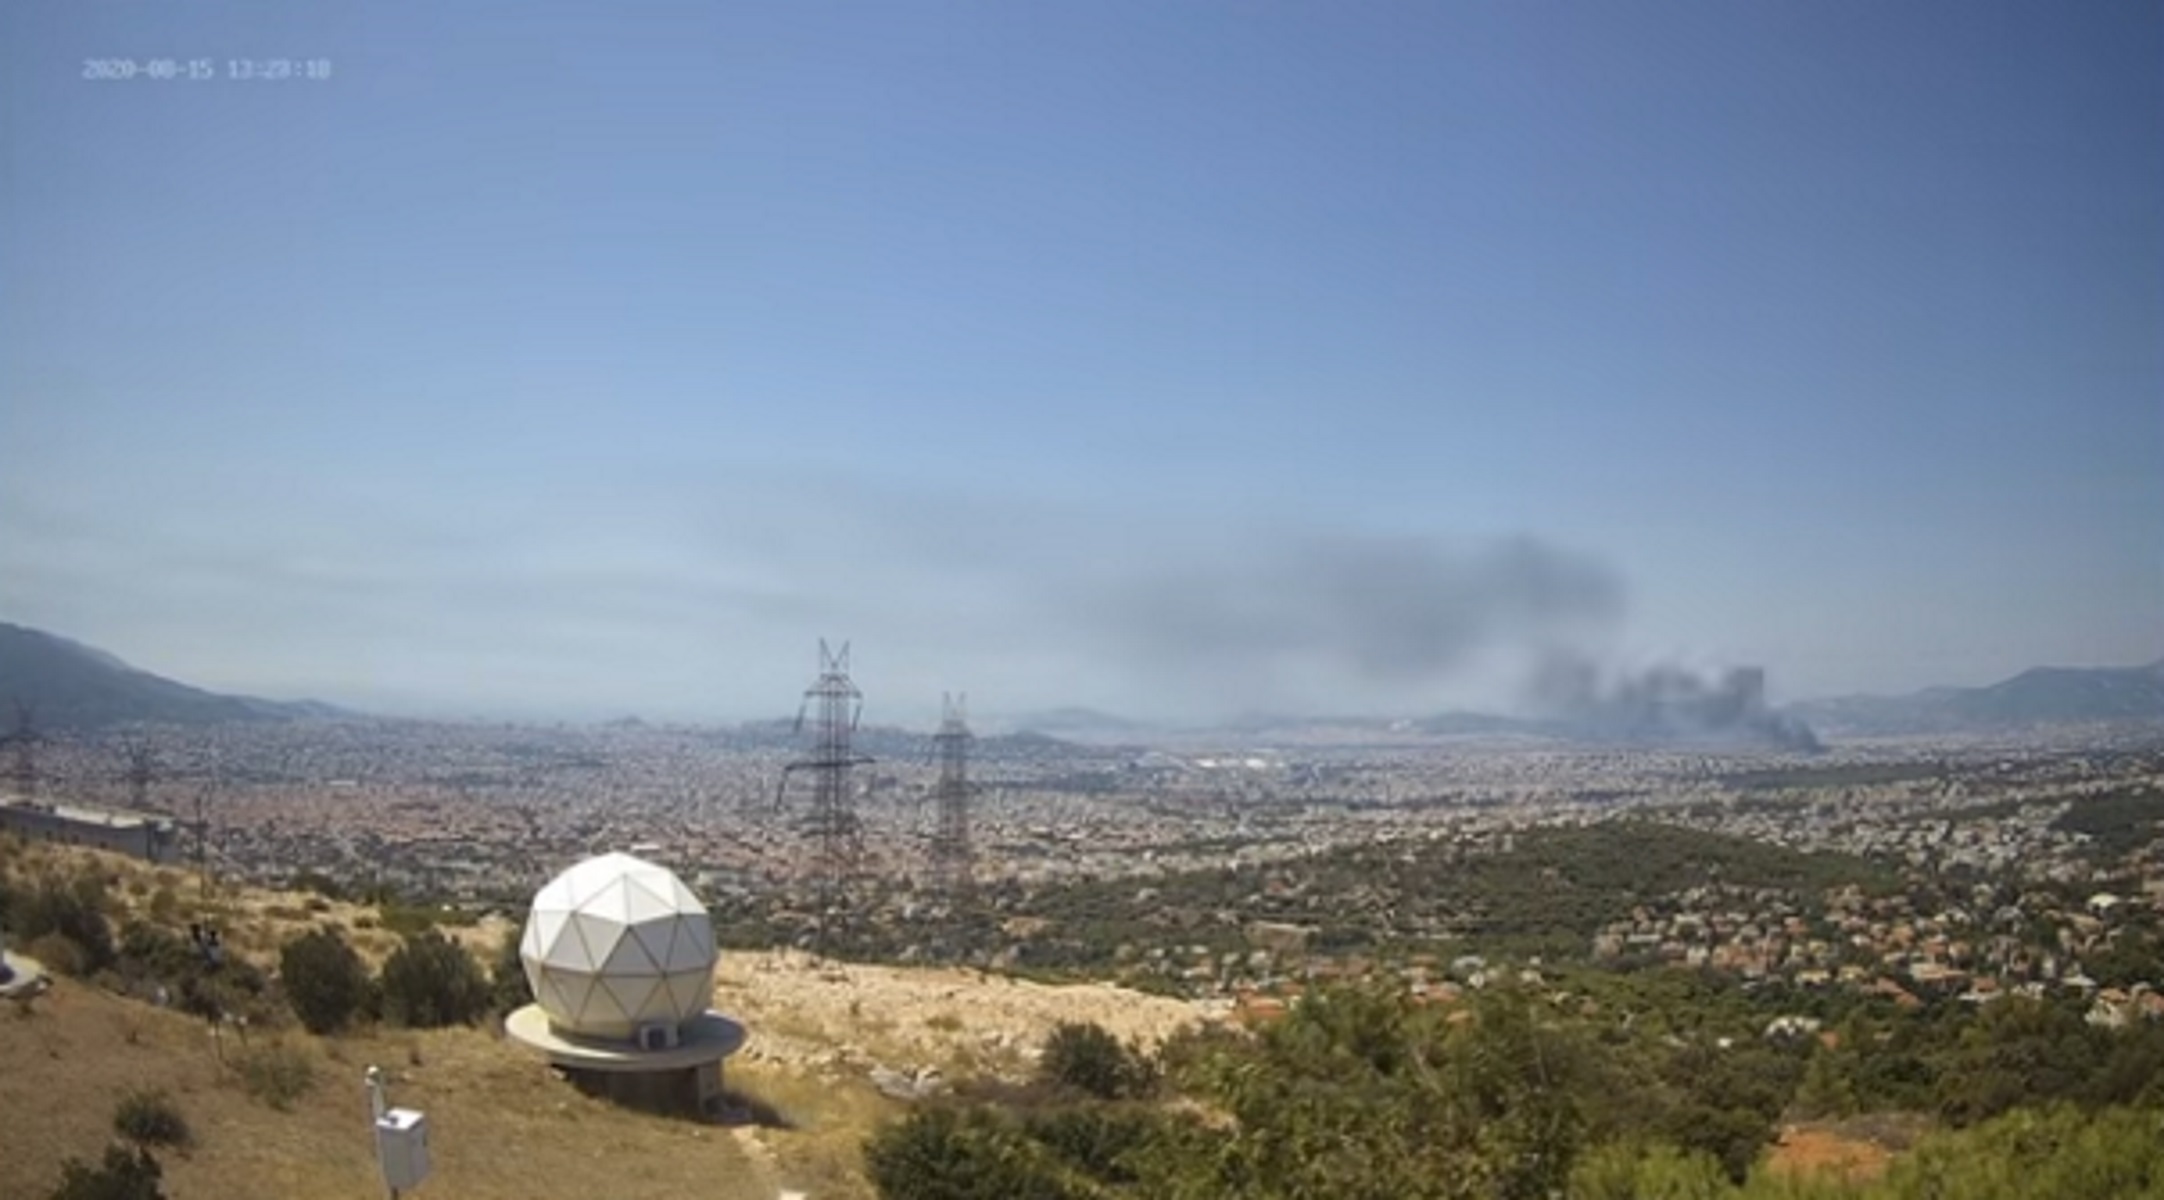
{"left": 1, "top": 619, "right": 2156, "bottom": 742}
{"left": 0, "top": 622, "right": 345, "bottom": 730}
{"left": 1783, "top": 659, "right": 2164, "bottom": 737}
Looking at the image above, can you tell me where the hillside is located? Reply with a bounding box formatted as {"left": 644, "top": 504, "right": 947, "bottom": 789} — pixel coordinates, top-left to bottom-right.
{"left": 0, "top": 840, "right": 1214, "bottom": 1200}
{"left": 1789, "top": 659, "right": 2164, "bottom": 736}
{"left": 0, "top": 622, "right": 345, "bottom": 730}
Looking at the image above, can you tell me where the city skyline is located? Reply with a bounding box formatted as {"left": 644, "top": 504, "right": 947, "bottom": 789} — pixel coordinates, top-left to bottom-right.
{"left": 4, "top": 2, "right": 2159, "bottom": 724}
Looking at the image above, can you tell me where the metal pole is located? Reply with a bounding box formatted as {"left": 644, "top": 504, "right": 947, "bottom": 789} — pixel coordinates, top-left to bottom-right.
{"left": 365, "top": 1066, "right": 398, "bottom": 1200}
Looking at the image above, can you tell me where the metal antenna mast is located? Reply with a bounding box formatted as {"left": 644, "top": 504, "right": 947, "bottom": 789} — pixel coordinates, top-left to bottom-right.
{"left": 774, "top": 640, "right": 872, "bottom": 947}
{"left": 2, "top": 701, "right": 44, "bottom": 802}
{"left": 928, "top": 692, "right": 976, "bottom": 893}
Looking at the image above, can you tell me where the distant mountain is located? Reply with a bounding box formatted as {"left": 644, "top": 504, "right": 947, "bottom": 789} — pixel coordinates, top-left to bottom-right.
{"left": 719, "top": 715, "right": 1094, "bottom": 762}
{"left": 1005, "top": 706, "right": 1159, "bottom": 740}
{"left": 1409, "top": 710, "right": 1554, "bottom": 737}
{"left": 1786, "top": 659, "right": 2164, "bottom": 736}
{"left": 0, "top": 622, "right": 350, "bottom": 730}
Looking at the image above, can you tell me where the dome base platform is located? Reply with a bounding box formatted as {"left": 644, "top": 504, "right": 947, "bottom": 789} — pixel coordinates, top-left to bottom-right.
{"left": 505, "top": 1004, "right": 748, "bottom": 1120}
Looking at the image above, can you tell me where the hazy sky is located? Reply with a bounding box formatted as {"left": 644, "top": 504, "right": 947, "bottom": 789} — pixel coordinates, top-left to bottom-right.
{"left": 3, "top": 2, "right": 2159, "bottom": 725}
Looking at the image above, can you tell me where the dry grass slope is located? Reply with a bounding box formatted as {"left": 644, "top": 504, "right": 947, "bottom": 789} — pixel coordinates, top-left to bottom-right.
{"left": 0, "top": 840, "right": 1221, "bottom": 1199}
{"left": 0, "top": 982, "right": 792, "bottom": 1199}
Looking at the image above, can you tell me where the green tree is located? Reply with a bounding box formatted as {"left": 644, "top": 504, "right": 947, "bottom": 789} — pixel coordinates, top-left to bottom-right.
{"left": 279, "top": 928, "right": 370, "bottom": 1034}
{"left": 377, "top": 929, "right": 489, "bottom": 1028}
{"left": 488, "top": 924, "right": 533, "bottom": 1016}
{"left": 1868, "top": 1104, "right": 2164, "bottom": 1200}
{"left": 1930, "top": 996, "right": 2099, "bottom": 1125}
{"left": 1569, "top": 1140, "right": 1736, "bottom": 1200}
{"left": 1040, "top": 1022, "right": 1154, "bottom": 1101}
{"left": 866, "top": 1106, "right": 1102, "bottom": 1200}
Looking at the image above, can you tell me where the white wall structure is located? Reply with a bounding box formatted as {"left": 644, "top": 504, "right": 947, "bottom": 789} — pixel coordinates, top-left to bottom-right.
{"left": 520, "top": 852, "right": 717, "bottom": 1041}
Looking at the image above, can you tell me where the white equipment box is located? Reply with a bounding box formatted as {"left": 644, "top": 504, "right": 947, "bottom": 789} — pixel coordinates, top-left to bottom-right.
{"left": 374, "top": 1107, "right": 430, "bottom": 1191}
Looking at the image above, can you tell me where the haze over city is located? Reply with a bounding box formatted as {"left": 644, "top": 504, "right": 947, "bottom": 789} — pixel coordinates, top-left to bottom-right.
{"left": 3, "top": 1, "right": 2158, "bottom": 725}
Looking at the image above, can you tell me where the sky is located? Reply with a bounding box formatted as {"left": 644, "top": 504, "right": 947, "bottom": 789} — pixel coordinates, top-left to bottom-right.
{"left": 2, "top": 1, "right": 2159, "bottom": 726}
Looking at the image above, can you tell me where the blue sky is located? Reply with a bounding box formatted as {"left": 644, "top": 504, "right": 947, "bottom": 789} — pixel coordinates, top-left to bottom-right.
{"left": 3, "top": 1, "right": 2159, "bottom": 725}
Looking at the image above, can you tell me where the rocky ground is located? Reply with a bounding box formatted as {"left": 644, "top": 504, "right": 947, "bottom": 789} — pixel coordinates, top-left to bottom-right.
{"left": 717, "top": 948, "right": 1226, "bottom": 1096}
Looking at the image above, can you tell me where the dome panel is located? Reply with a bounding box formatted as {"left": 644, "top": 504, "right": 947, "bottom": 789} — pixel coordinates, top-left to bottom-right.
{"left": 528, "top": 907, "right": 569, "bottom": 960}
{"left": 665, "top": 875, "right": 706, "bottom": 913}
{"left": 607, "top": 974, "right": 664, "bottom": 1024}
{"left": 539, "top": 916, "right": 588, "bottom": 970}
{"left": 585, "top": 976, "right": 632, "bottom": 1030}
{"left": 543, "top": 968, "right": 594, "bottom": 1023}
{"left": 530, "top": 875, "right": 577, "bottom": 915}
{"left": 567, "top": 911, "right": 621, "bottom": 972}
{"left": 663, "top": 971, "right": 711, "bottom": 1019}
{"left": 592, "top": 878, "right": 641, "bottom": 927}
{"left": 602, "top": 927, "right": 662, "bottom": 977}
{"left": 622, "top": 875, "right": 678, "bottom": 925}
{"left": 663, "top": 914, "right": 715, "bottom": 973}
{"left": 628, "top": 922, "right": 676, "bottom": 973}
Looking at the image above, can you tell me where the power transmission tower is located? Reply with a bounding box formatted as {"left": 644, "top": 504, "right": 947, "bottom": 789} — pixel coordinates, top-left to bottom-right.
{"left": 928, "top": 693, "right": 976, "bottom": 893}
{"left": 119, "top": 737, "right": 158, "bottom": 812}
{"left": 2, "top": 700, "right": 44, "bottom": 802}
{"left": 187, "top": 779, "right": 219, "bottom": 894}
{"left": 774, "top": 640, "right": 872, "bottom": 954}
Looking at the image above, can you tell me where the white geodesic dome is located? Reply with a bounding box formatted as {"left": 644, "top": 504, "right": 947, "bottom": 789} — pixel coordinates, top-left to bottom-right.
{"left": 520, "top": 852, "right": 717, "bottom": 1041}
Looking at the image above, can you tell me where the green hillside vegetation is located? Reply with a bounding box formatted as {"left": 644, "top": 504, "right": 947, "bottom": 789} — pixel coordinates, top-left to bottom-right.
{"left": 2052, "top": 785, "right": 2164, "bottom": 860}
{"left": 867, "top": 983, "right": 2164, "bottom": 1200}
{"left": 716, "top": 821, "right": 1898, "bottom": 977}
{"left": 1013, "top": 821, "right": 1897, "bottom": 970}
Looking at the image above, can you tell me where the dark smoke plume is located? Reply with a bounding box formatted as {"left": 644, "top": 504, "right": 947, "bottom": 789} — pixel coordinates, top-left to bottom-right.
{"left": 1531, "top": 652, "right": 1823, "bottom": 752}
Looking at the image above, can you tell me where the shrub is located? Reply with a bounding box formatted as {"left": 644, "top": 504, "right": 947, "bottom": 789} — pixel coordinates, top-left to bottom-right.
{"left": 865, "top": 1106, "right": 1097, "bottom": 1200}
{"left": 14, "top": 874, "right": 115, "bottom": 972}
{"left": 378, "top": 928, "right": 489, "bottom": 1028}
{"left": 1038, "top": 1021, "right": 1155, "bottom": 1101}
{"left": 488, "top": 924, "right": 533, "bottom": 1016}
{"left": 279, "top": 928, "right": 370, "bottom": 1034}
{"left": 46, "top": 1144, "right": 166, "bottom": 1200}
{"left": 26, "top": 931, "right": 88, "bottom": 977}
{"left": 234, "top": 1041, "right": 317, "bottom": 1111}
{"left": 112, "top": 1090, "right": 191, "bottom": 1149}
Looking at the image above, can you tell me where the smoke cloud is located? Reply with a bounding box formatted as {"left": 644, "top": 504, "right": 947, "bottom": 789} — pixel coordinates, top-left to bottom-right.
{"left": 1530, "top": 651, "right": 1823, "bottom": 752}
{"left": 1058, "top": 533, "right": 1625, "bottom": 707}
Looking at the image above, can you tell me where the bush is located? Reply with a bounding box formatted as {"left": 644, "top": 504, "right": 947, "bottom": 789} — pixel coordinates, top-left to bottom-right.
{"left": 14, "top": 874, "right": 115, "bottom": 972}
{"left": 47, "top": 1144, "right": 165, "bottom": 1200}
{"left": 1021, "top": 1105, "right": 1166, "bottom": 1185}
{"left": 112, "top": 1091, "right": 191, "bottom": 1150}
{"left": 488, "top": 924, "right": 532, "bottom": 1016}
{"left": 26, "top": 931, "right": 89, "bottom": 977}
{"left": 378, "top": 929, "right": 489, "bottom": 1028}
{"left": 1038, "top": 1022, "right": 1154, "bottom": 1101}
{"left": 1569, "top": 1140, "right": 1734, "bottom": 1200}
{"left": 279, "top": 928, "right": 370, "bottom": 1034}
{"left": 865, "top": 1106, "right": 1098, "bottom": 1200}
{"left": 233, "top": 1041, "right": 316, "bottom": 1111}
{"left": 146, "top": 886, "right": 179, "bottom": 925}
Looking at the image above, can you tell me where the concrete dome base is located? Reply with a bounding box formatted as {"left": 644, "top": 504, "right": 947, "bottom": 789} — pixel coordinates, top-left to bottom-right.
{"left": 505, "top": 1003, "right": 747, "bottom": 1120}
{"left": 505, "top": 1004, "right": 746, "bottom": 1071}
